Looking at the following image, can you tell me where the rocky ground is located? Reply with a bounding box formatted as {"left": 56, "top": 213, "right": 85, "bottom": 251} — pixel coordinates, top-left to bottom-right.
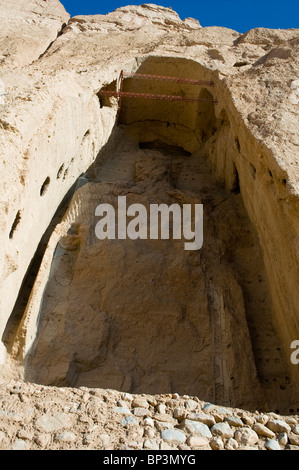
{"left": 0, "top": 380, "right": 298, "bottom": 451}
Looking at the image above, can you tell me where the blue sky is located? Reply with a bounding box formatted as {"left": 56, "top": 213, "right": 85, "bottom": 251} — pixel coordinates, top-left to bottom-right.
{"left": 60, "top": 0, "right": 299, "bottom": 33}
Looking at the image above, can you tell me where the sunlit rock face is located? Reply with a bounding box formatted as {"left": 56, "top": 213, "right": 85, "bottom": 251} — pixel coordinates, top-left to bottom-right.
{"left": 0, "top": 2, "right": 299, "bottom": 419}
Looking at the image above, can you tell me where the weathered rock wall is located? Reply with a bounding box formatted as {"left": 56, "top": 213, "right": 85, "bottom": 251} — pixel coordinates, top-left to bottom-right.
{"left": 0, "top": 1, "right": 298, "bottom": 418}
{"left": 0, "top": 74, "right": 117, "bottom": 360}
{"left": 0, "top": 0, "right": 70, "bottom": 68}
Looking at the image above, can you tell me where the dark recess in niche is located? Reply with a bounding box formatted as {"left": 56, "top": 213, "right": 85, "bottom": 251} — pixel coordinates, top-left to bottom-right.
{"left": 232, "top": 163, "right": 240, "bottom": 194}
{"left": 235, "top": 137, "right": 241, "bottom": 153}
{"left": 40, "top": 177, "right": 50, "bottom": 196}
{"left": 9, "top": 211, "right": 21, "bottom": 239}
{"left": 250, "top": 163, "right": 256, "bottom": 179}
{"left": 139, "top": 140, "right": 191, "bottom": 157}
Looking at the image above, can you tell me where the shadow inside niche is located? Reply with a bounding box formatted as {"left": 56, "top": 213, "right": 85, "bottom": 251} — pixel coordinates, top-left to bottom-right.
{"left": 12, "top": 56, "right": 298, "bottom": 415}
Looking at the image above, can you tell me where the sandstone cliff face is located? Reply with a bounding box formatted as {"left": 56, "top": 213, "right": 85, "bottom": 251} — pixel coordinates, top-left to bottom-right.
{"left": 0, "top": 0, "right": 69, "bottom": 68}
{"left": 0, "top": 0, "right": 299, "bottom": 427}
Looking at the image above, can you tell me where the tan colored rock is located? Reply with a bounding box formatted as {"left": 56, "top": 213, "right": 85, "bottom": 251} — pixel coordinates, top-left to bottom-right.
{"left": 256, "top": 415, "right": 269, "bottom": 425}
{"left": 289, "top": 445, "right": 299, "bottom": 451}
{"left": 156, "top": 404, "right": 166, "bottom": 414}
{"left": 0, "top": 0, "right": 69, "bottom": 68}
{"left": 253, "top": 423, "right": 276, "bottom": 439}
{"left": 278, "top": 433, "right": 288, "bottom": 446}
{"left": 213, "top": 413, "right": 225, "bottom": 423}
{"left": 187, "top": 412, "right": 216, "bottom": 427}
{"left": 234, "top": 428, "right": 259, "bottom": 446}
{"left": 132, "top": 397, "right": 149, "bottom": 409}
{"left": 242, "top": 416, "right": 256, "bottom": 427}
{"left": 173, "top": 408, "right": 187, "bottom": 422}
{"left": 289, "top": 432, "right": 299, "bottom": 446}
{"left": 211, "top": 422, "right": 234, "bottom": 439}
{"left": 0, "top": 7, "right": 297, "bottom": 414}
{"left": 187, "top": 435, "right": 210, "bottom": 448}
{"left": 154, "top": 413, "right": 176, "bottom": 424}
{"left": 133, "top": 407, "right": 150, "bottom": 417}
{"left": 267, "top": 420, "right": 291, "bottom": 434}
{"left": 210, "top": 438, "right": 224, "bottom": 450}
{"left": 225, "top": 438, "right": 239, "bottom": 450}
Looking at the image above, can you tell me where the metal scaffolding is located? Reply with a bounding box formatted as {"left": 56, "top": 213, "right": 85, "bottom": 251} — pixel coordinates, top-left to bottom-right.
{"left": 98, "top": 70, "right": 218, "bottom": 124}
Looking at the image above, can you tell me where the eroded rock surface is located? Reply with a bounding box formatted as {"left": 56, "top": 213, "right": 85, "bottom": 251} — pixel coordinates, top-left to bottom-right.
{"left": 22, "top": 140, "right": 265, "bottom": 411}
{"left": 0, "top": 0, "right": 69, "bottom": 68}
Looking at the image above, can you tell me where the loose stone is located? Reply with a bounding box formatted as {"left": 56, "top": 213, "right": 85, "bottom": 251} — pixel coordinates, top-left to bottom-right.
{"left": 225, "top": 438, "right": 239, "bottom": 450}
{"left": 144, "top": 438, "right": 160, "bottom": 450}
{"left": 211, "top": 422, "right": 234, "bottom": 439}
{"left": 292, "top": 424, "right": 299, "bottom": 435}
{"left": 114, "top": 407, "right": 131, "bottom": 415}
{"left": 185, "top": 400, "right": 198, "bottom": 411}
{"left": 144, "top": 417, "right": 154, "bottom": 427}
{"left": 183, "top": 419, "right": 212, "bottom": 438}
{"left": 173, "top": 408, "right": 187, "bottom": 421}
{"left": 56, "top": 431, "right": 76, "bottom": 442}
{"left": 267, "top": 419, "right": 291, "bottom": 434}
{"left": 265, "top": 439, "right": 281, "bottom": 450}
{"left": 277, "top": 433, "right": 288, "bottom": 446}
{"left": 156, "top": 404, "right": 166, "bottom": 414}
{"left": 133, "top": 407, "right": 150, "bottom": 417}
{"left": 234, "top": 427, "right": 259, "bottom": 446}
{"left": 225, "top": 416, "right": 244, "bottom": 428}
{"left": 120, "top": 416, "right": 138, "bottom": 427}
{"left": 288, "top": 432, "right": 299, "bottom": 446}
{"left": 132, "top": 397, "right": 149, "bottom": 409}
{"left": 186, "top": 435, "right": 210, "bottom": 448}
{"left": 187, "top": 412, "right": 216, "bottom": 427}
{"left": 210, "top": 438, "right": 224, "bottom": 450}
{"left": 161, "top": 429, "right": 186, "bottom": 445}
{"left": 253, "top": 423, "right": 276, "bottom": 439}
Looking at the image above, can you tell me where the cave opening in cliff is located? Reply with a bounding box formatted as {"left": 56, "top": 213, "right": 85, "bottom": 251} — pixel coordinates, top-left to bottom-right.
{"left": 6, "top": 56, "right": 295, "bottom": 414}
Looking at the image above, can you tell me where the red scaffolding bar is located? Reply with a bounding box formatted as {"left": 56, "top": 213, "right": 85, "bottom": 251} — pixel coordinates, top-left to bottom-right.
{"left": 122, "top": 72, "right": 214, "bottom": 88}
{"left": 98, "top": 70, "right": 217, "bottom": 125}
{"left": 98, "top": 89, "right": 218, "bottom": 104}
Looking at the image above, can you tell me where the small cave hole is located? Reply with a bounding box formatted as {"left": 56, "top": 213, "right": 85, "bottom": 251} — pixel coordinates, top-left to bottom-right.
{"left": 63, "top": 168, "right": 69, "bottom": 181}
{"left": 233, "top": 61, "right": 249, "bottom": 67}
{"left": 9, "top": 211, "right": 21, "bottom": 239}
{"left": 97, "top": 80, "right": 117, "bottom": 109}
{"left": 40, "top": 177, "right": 50, "bottom": 196}
{"left": 56, "top": 164, "right": 64, "bottom": 180}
